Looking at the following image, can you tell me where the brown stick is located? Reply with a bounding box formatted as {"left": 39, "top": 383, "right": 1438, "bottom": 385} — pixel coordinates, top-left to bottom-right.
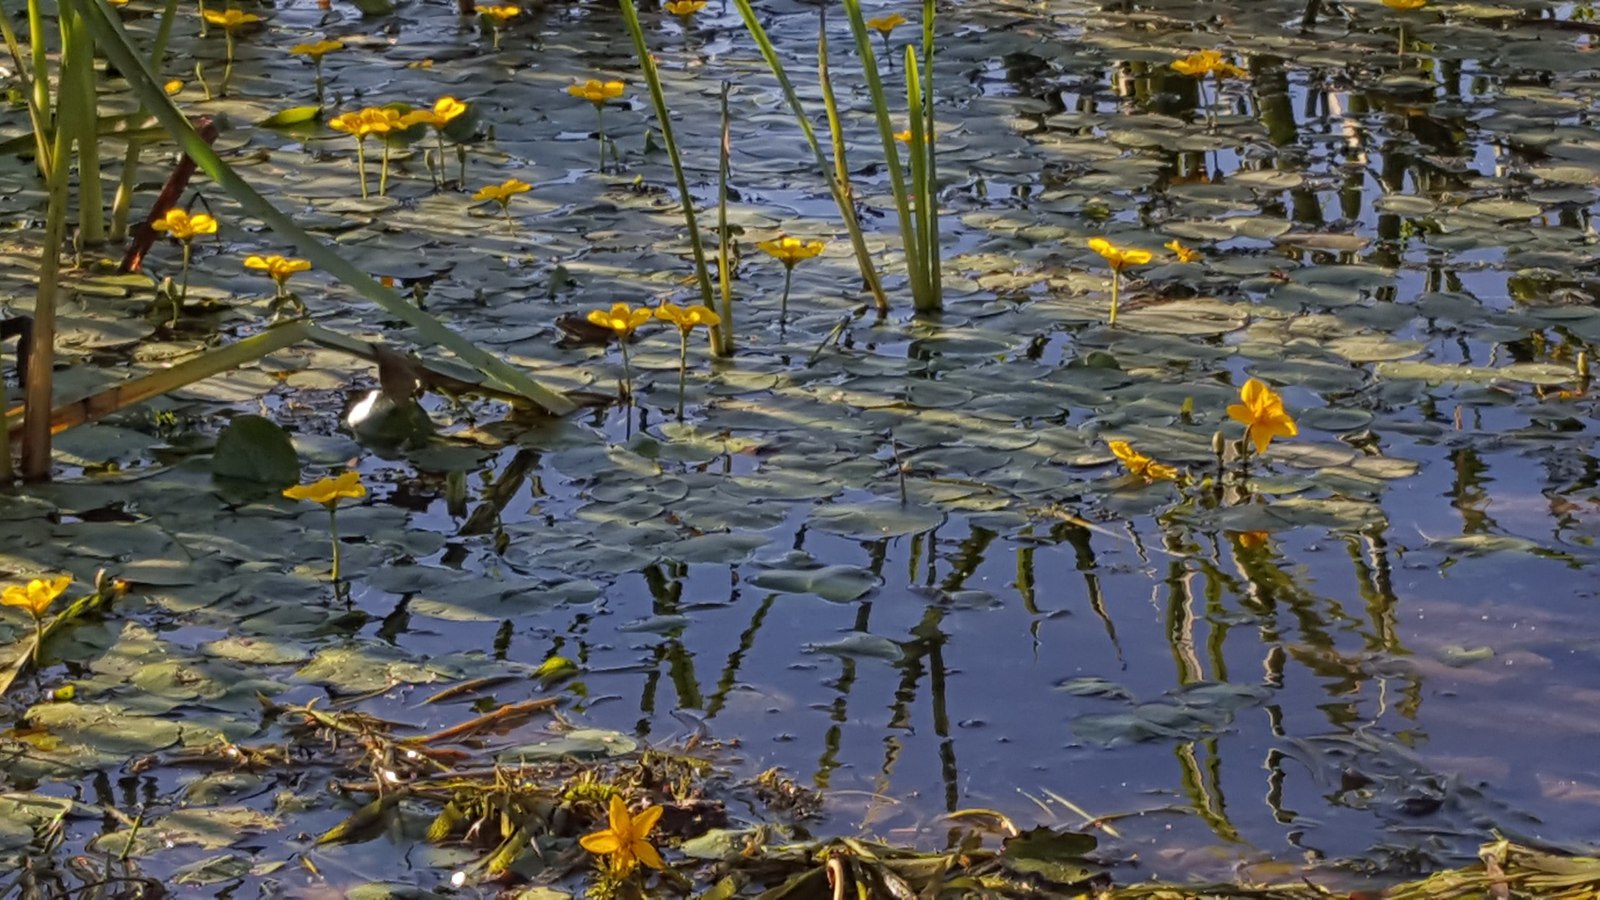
{"left": 119, "top": 116, "right": 217, "bottom": 274}
{"left": 406, "top": 698, "right": 560, "bottom": 746}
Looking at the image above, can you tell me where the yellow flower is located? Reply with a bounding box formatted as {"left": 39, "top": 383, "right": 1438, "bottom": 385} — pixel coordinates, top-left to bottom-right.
{"left": 1171, "top": 50, "right": 1247, "bottom": 79}
{"left": 1166, "top": 240, "right": 1201, "bottom": 263}
{"left": 1088, "top": 237, "right": 1151, "bottom": 273}
{"left": 1108, "top": 441, "right": 1178, "bottom": 482}
{"left": 866, "top": 13, "right": 907, "bottom": 35}
{"left": 473, "top": 178, "right": 533, "bottom": 204}
{"left": 757, "top": 236, "right": 825, "bottom": 268}
{"left": 402, "top": 96, "right": 469, "bottom": 130}
{"left": 1226, "top": 378, "right": 1299, "bottom": 456}
{"left": 893, "top": 127, "right": 932, "bottom": 145}
{"left": 664, "top": 0, "right": 706, "bottom": 16}
{"left": 579, "top": 795, "right": 665, "bottom": 875}
{"left": 1383, "top": 0, "right": 1425, "bottom": 8}
{"left": 283, "top": 471, "right": 367, "bottom": 506}
{"left": 2, "top": 576, "right": 71, "bottom": 620}
{"left": 164, "top": 79, "right": 184, "bottom": 95}
{"left": 359, "top": 106, "right": 404, "bottom": 135}
{"left": 478, "top": 4, "right": 520, "bottom": 22}
{"left": 587, "top": 302, "right": 655, "bottom": 339}
{"left": 202, "top": 8, "right": 262, "bottom": 30}
{"left": 153, "top": 208, "right": 218, "bottom": 242}
{"left": 567, "top": 79, "right": 626, "bottom": 106}
{"left": 655, "top": 302, "right": 721, "bottom": 335}
{"left": 244, "top": 254, "right": 312, "bottom": 288}
{"left": 328, "top": 111, "right": 373, "bottom": 138}
{"left": 290, "top": 39, "right": 346, "bottom": 59}
{"left": 1232, "top": 530, "right": 1271, "bottom": 551}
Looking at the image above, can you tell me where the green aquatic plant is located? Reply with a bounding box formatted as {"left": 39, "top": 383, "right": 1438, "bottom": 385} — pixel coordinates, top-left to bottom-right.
{"left": 655, "top": 301, "right": 720, "bottom": 419}
{"left": 842, "top": 0, "right": 942, "bottom": 313}
{"left": 201, "top": 7, "right": 259, "bottom": 95}
{"left": 757, "top": 235, "right": 824, "bottom": 325}
{"left": 283, "top": 471, "right": 367, "bottom": 584}
{"left": 579, "top": 794, "right": 665, "bottom": 877}
{"left": 566, "top": 79, "right": 624, "bottom": 172}
{"left": 729, "top": 0, "right": 888, "bottom": 313}
{"left": 2, "top": 575, "right": 71, "bottom": 666}
{"left": 153, "top": 207, "right": 219, "bottom": 324}
{"left": 587, "top": 302, "right": 654, "bottom": 399}
{"left": 615, "top": 0, "right": 721, "bottom": 349}
{"left": 1226, "top": 378, "right": 1298, "bottom": 458}
{"left": 289, "top": 38, "right": 345, "bottom": 107}
{"left": 473, "top": 177, "right": 531, "bottom": 233}
{"left": 1088, "top": 237, "right": 1150, "bottom": 326}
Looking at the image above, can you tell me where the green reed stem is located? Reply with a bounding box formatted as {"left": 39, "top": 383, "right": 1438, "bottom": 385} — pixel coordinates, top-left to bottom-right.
{"left": 714, "top": 82, "right": 734, "bottom": 355}
{"left": 841, "top": 0, "right": 932, "bottom": 311}
{"left": 111, "top": 0, "right": 180, "bottom": 242}
{"left": 920, "top": 0, "right": 941, "bottom": 308}
{"left": 905, "top": 47, "right": 937, "bottom": 310}
{"left": 617, "top": 0, "right": 718, "bottom": 319}
{"left": 817, "top": 17, "right": 888, "bottom": 316}
{"left": 734, "top": 0, "right": 888, "bottom": 312}
{"left": 63, "top": 3, "right": 105, "bottom": 244}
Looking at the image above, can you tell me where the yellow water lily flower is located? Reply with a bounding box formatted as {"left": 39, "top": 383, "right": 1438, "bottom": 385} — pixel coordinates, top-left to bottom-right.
{"left": 203, "top": 8, "right": 261, "bottom": 29}
{"left": 153, "top": 208, "right": 218, "bottom": 242}
{"left": 580, "top": 795, "right": 665, "bottom": 875}
{"left": 1383, "top": 0, "right": 1425, "bottom": 9}
{"left": 2, "top": 576, "right": 72, "bottom": 620}
{"left": 664, "top": 0, "right": 706, "bottom": 17}
{"left": 164, "top": 79, "right": 184, "bottom": 95}
{"left": 1171, "top": 49, "right": 1247, "bottom": 79}
{"left": 1226, "top": 378, "right": 1298, "bottom": 456}
{"left": 290, "top": 39, "right": 345, "bottom": 59}
{"left": 244, "top": 254, "right": 312, "bottom": 290}
{"left": 1088, "top": 237, "right": 1151, "bottom": 273}
{"left": 1108, "top": 441, "right": 1178, "bottom": 482}
{"left": 1166, "top": 239, "right": 1201, "bottom": 263}
{"left": 402, "top": 96, "right": 468, "bottom": 130}
{"left": 1232, "top": 530, "right": 1271, "bottom": 550}
{"left": 757, "top": 236, "right": 825, "bottom": 268}
{"left": 568, "top": 79, "right": 626, "bottom": 106}
{"left": 284, "top": 471, "right": 367, "bottom": 505}
{"left": 655, "top": 301, "right": 721, "bottom": 335}
{"left": 328, "top": 111, "right": 374, "bottom": 138}
{"left": 866, "top": 13, "right": 908, "bottom": 35}
{"left": 473, "top": 178, "right": 532, "bottom": 205}
{"left": 587, "top": 302, "right": 655, "bottom": 339}
{"left": 478, "top": 3, "right": 520, "bottom": 21}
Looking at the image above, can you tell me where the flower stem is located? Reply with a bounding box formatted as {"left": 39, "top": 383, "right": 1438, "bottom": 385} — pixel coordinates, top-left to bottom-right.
{"left": 175, "top": 241, "right": 192, "bottom": 326}
{"left": 354, "top": 139, "right": 368, "bottom": 198}
{"left": 1109, "top": 270, "right": 1120, "bottom": 327}
{"left": 491, "top": 24, "right": 502, "bottom": 50}
{"left": 501, "top": 200, "right": 515, "bottom": 234}
{"left": 676, "top": 330, "right": 688, "bottom": 421}
{"left": 314, "top": 61, "right": 325, "bottom": 107}
{"left": 618, "top": 337, "right": 633, "bottom": 400}
{"left": 379, "top": 139, "right": 391, "bottom": 197}
{"left": 222, "top": 32, "right": 235, "bottom": 95}
{"left": 435, "top": 131, "right": 447, "bottom": 189}
{"left": 328, "top": 507, "right": 342, "bottom": 583}
{"left": 29, "top": 616, "right": 42, "bottom": 667}
{"left": 595, "top": 106, "right": 606, "bottom": 172}
{"left": 779, "top": 266, "right": 793, "bottom": 326}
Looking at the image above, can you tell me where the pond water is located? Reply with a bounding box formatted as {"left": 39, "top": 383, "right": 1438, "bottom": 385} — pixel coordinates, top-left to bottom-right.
{"left": 5, "top": 0, "right": 1600, "bottom": 892}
